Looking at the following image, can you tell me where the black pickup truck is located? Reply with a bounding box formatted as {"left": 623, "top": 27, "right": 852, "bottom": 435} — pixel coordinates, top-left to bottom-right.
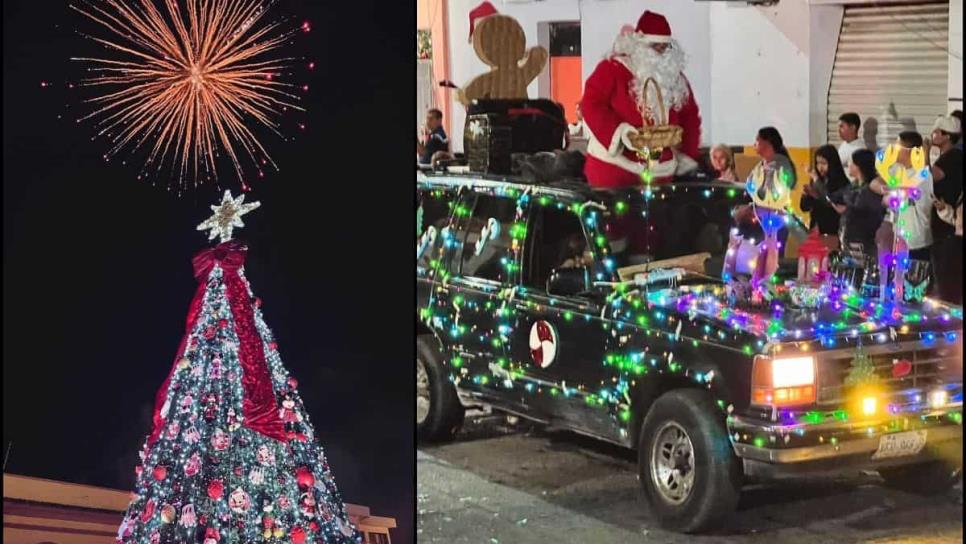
{"left": 416, "top": 172, "right": 963, "bottom": 533}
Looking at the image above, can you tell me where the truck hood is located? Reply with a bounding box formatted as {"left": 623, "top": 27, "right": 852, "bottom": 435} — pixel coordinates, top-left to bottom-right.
{"left": 620, "top": 284, "right": 963, "bottom": 343}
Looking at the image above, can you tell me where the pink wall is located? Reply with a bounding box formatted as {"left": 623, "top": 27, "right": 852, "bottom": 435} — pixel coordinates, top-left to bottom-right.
{"left": 417, "top": 0, "right": 451, "bottom": 138}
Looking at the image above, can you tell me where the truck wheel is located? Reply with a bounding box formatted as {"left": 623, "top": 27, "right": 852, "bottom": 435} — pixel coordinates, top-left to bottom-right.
{"left": 637, "top": 389, "right": 742, "bottom": 533}
{"left": 417, "top": 335, "right": 465, "bottom": 441}
{"left": 879, "top": 460, "right": 961, "bottom": 495}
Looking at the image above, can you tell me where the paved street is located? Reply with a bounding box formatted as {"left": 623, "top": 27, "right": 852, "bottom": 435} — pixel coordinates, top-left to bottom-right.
{"left": 418, "top": 414, "right": 963, "bottom": 544}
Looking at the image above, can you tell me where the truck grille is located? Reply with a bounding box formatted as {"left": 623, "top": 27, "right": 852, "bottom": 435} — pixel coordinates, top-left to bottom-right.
{"left": 816, "top": 341, "right": 962, "bottom": 406}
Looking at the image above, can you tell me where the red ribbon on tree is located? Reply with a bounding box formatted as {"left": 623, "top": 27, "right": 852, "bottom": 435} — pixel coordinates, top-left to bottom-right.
{"left": 148, "top": 241, "right": 286, "bottom": 445}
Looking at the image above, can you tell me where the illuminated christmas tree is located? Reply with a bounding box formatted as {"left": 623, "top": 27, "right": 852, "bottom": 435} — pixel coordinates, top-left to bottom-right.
{"left": 116, "top": 191, "right": 361, "bottom": 544}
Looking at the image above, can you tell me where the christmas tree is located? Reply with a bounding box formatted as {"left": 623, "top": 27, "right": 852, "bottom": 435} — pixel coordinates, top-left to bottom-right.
{"left": 116, "top": 191, "right": 361, "bottom": 544}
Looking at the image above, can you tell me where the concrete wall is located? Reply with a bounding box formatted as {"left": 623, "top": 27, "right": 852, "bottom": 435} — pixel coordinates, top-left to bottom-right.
{"left": 445, "top": 0, "right": 710, "bottom": 152}
{"left": 708, "top": 1, "right": 842, "bottom": 150}
{"left": 950, "top": 0, "right": 963, "bottom": 111}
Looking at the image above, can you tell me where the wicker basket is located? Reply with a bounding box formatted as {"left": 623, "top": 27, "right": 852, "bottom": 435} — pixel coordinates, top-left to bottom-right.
{"left": 627, "top": 77, "right": 683, "bottom": 151}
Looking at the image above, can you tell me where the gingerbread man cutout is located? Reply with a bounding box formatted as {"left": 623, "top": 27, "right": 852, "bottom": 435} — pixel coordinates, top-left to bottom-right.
{"left": 458, "top": 14, "right": 548, "bottom": 106}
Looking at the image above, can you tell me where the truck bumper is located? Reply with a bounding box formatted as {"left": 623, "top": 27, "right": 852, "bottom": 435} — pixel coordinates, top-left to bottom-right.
{"left": 728, "top": 398, "right": 963, "bottom": 479}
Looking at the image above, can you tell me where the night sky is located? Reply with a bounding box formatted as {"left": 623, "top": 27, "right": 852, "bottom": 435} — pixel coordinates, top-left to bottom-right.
{"left": 3, "top": 1, "right": 414, "bottom": 542}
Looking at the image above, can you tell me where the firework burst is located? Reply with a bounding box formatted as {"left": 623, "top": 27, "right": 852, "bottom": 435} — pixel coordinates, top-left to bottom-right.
{"left": 71, "top": 0, "right": 304, "bottom": 190}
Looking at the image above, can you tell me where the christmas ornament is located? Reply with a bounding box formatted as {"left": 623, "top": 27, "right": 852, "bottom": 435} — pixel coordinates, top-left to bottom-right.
{"left": 160, "top": 503, "right": 176, "bottom": 524}
{"left": 149, "top": 530, "right": 161, "bottom": 544}
{"left": 184, "top": 426, "right": 201, "bottom": 444}
{"left": 207, "top": 479, "right": 224, "bottom": 500}
{"left": 279, "top": 396, "right": 299, "bottom": 423}
{"left": 185, "top": 452, "right": 202, "bottom": 476}
{"left": 300, "top": 492, "right": 316, "bottom": 518}
{"left": 249, "top": 466, "right": 266, "bottom": 485}
{"left": 290, "top": 525, "right": 307, "bottom": 544}
{"left": 277, "top": 494, "right": 292, "bottom": 509}
{"left": 296, "top": 466, "right": 315, "bottom": 488}
{"left": 892, "top": 358, "right": 913, "bottom": 379}
{"left": 178, "top": 357, "right": 191, "bottom": 369}
{"left": 140, "top": 499, "right": 156, "bottom": 523}
{"left": 319, "top": 500, "right": 334, "bottom": 522}
{"left": 152, "top": 465, "right": 168, "bottom": 481}
{"left": 180, "top": 504, "right": 197, "bottom": 528}
{"left": 211, "top": 428, "right": 230, "bottom": 451}
{"left": 197, "top": 191, "right": 261, "bottom": 243}
{"left": 228, "top": 487, "right": 252, "bottom": 514}
{"left": 204, "top": 527, "right": 220, "bottom": 544}
{"left": 165, "top": 422, "right": 180, "bottom": 440}
{"left": 256, "top": 444, "right": 275, "bottom": 466}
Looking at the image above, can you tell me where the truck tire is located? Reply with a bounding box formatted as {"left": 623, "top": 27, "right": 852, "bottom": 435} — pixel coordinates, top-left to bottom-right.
{"left": 879, "top": 459, "right": 961, "bottom": 495}
{"left": 417, "top": 335, "right": 465, "bottom": 442}
{"left": 637, "top": 389, "right": 742, "bottom": 533}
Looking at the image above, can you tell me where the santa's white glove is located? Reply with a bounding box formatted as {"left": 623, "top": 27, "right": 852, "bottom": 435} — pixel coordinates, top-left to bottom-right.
{"left": 613, "top": 123, "right": 639, "bottom": 156}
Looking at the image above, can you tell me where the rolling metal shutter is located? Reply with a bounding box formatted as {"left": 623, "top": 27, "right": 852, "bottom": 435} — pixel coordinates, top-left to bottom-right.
{"left": 827, "top": 2, "right": 950, "bottom": 149}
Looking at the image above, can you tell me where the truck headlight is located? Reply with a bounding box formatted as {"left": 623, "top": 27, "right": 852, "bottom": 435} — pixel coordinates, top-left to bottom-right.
{"left": 752, "top": 355, "right": 816, "bottom": 407}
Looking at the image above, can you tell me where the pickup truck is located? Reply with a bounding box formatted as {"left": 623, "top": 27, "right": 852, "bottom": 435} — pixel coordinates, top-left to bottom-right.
{"left": 416, "top": 172, "right": 963, "bottom": 533}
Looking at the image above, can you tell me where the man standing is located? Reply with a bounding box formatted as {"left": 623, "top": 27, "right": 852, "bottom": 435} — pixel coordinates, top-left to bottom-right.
{"left": 417, "top": 109, "right": 448, "bottom": 167}
{"left": 836, "top": 112, "right": 866, "bottom": 182}
{"left": 580, "top": 10, "right": 701, "bottom": 188}
{"left": 928, "top": 115, "right": 963, "bottom": 303}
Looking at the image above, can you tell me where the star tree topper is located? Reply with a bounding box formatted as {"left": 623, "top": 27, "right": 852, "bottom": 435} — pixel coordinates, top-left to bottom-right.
{"left": 197, "top": 190, "right": 261, "bottom": 243}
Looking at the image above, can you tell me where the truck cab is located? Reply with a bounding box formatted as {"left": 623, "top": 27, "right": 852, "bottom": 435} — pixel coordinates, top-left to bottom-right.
{"left": 416, "top": 172, "right": 963, "bottom": 533}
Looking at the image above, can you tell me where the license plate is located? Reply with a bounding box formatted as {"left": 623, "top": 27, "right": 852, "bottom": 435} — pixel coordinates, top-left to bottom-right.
{"left": 871, "top": 430, "right": 928, "bottom": 460}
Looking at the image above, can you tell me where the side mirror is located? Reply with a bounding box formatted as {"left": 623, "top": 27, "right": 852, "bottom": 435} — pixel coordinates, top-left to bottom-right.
{"left": 547, "top": 267, "right": 590, "bottom": 297}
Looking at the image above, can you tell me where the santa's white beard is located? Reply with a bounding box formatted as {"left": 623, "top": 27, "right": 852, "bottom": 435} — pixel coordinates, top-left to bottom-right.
{"left": 612, "top": 34, "right": 689, "bottom": 114}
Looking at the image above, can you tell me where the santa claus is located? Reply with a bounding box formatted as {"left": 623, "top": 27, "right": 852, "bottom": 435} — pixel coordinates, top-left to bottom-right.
{"left": 582, "top": 10, "right": 701, "bottom": 188}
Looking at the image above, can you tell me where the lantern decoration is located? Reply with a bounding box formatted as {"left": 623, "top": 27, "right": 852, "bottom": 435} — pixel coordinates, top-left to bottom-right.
{"left": 797, "top": 229, "right": 830, "bottom": 283}
{"left": 875, "top": 144, "right": 927, "bottom": 301}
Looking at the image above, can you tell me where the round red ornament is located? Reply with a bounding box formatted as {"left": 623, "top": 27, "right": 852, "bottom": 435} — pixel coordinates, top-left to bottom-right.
{"left": 152, "top": 465, "right": 167, "bottom": 481}
{"left": 295, "top": 466, "right": 314, "bottom": 488}
{"left": 290, "top": 526, "right": 307, "bottom": 544}
{"left": 207, "top": 479, "right": 224, "bottom": 500}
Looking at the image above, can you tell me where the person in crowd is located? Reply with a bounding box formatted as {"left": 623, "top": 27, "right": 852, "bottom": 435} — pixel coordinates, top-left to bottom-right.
{"left": 744, "top": 127, "right": 796, "bottom": 281}
{"left": 581, "top": 9, "right": 701, "bottom": 188}
{"left": 869, "top": 132, "right": 934, "bottom": 299}
{"left": 837, "top": 112, "right": 866, "bottom": 182}
{"left": 926, "top": 115, "right": 963, "bottom": 303}
{"left": 417, "top": 108, "right": 448, "bottom": 167}
{"left": 933, "top": 193, "right": 962, "bottom": 304}
{"left": 950, "top": 110, "right": 963, "bottom": 152}
{"left": 800, "top": 145, "right": 849, "bottom": 239}
{"left": 830, "top": 149, "right": 885, "bottom": 259}
{"left": 709, "top": 144, "right": 738, "bottom": 182}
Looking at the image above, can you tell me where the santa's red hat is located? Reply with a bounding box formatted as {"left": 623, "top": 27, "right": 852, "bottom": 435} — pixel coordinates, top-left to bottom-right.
{"left": 468, "top": 1, "right": 498, "bottom": 42}
{"left": 636, "top": 10, "right": 672, "bottom": 43}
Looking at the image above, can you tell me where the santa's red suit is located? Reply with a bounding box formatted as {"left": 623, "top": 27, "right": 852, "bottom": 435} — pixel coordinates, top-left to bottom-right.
{"left": 582, "top": 11, "right": 701, "bottom": 189}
